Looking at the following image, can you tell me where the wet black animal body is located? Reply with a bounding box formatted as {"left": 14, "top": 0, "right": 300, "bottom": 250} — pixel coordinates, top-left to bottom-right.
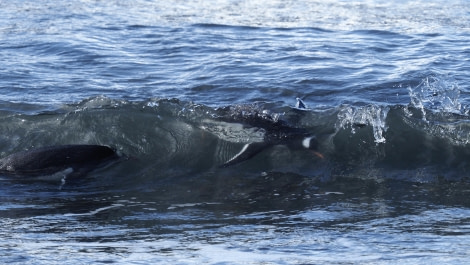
{"left": 0, "top": 145, "right": 119, "bottom": 178}
{"left": 221, "top": 124, "right": 320, "bottom": 167}
{"left": 216, "top": 99, "right": 322, "bottom": 167}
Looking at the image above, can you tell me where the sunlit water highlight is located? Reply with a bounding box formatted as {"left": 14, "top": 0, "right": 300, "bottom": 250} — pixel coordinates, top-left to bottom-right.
{"left": 1, "top": 0, "right": 470, "bottom": 264}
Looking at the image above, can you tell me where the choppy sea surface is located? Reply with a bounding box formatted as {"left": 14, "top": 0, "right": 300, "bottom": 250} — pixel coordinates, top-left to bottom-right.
{"left": 1, "top": 0, "right": 470, "bottom": 264}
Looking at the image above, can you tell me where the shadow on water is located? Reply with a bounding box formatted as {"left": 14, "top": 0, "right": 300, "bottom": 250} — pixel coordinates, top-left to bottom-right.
{"left": 2, "top": 165, "right": 469, "bottom": 229}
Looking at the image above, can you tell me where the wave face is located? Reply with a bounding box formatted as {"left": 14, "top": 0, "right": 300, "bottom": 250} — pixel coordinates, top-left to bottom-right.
{"left": 1, "top": 93, "right": 470, "bottom": 186}
{"left": 2, "top": 1, "right": 470, "bottom": 264}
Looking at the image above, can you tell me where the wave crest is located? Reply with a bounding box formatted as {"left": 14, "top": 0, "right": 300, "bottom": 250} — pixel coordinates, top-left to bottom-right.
{"left": 1, "top": 94, "right": 470, "bottom": 182}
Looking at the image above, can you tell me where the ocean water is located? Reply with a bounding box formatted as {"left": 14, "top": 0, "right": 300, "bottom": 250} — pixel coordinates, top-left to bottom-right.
{"left": 1, "top": 0, "right": 470, "bottom": 264}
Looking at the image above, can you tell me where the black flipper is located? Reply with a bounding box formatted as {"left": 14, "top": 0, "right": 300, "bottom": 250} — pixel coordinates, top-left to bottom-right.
{"left": 221, "top": 142, "right": 269, "bottom": 168}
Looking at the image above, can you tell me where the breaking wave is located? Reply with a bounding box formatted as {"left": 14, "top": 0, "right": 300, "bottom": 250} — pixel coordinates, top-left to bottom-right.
{"left": 0, "top": 76, "right": 469, "bottom": 185}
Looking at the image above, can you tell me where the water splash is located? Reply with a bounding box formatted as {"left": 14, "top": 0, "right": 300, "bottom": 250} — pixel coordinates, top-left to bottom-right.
{"left": 337, "top": 105, "right": 389, "bottom": 144}
{"left": 408, "top": 75, "right": 462, "bottom": 120}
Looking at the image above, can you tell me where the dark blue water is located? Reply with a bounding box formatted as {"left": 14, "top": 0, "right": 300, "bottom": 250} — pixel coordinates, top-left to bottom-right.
{"left": 1, "top": 1, "right": 470, "bottom": 264}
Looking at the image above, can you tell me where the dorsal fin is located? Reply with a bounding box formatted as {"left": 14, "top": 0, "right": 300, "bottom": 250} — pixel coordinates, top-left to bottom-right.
{"left": 295, "top": 98, "right": 308, "bottom": 109}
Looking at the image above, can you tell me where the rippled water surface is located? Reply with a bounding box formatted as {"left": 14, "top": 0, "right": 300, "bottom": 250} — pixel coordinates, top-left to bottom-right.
{"left": 1, "top": 0, "right": 470, "bottom": 264}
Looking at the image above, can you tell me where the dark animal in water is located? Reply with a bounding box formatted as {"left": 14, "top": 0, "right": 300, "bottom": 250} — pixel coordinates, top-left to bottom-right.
{"left": 0, "top": 145, "right": 119, "bottom": 178}
{"left": 212, "top": 98, "right": 323, "bottom": 167}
